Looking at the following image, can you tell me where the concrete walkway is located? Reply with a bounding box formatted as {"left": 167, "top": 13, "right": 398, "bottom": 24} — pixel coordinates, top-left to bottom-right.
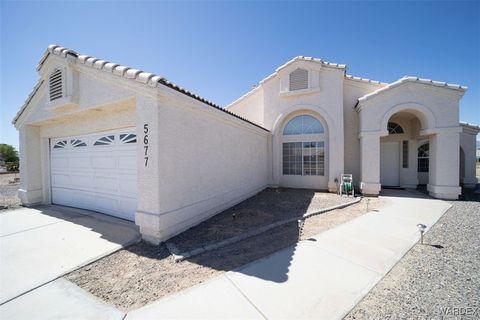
{"left": 0, "top": 205, "right": 140, "bottom": 305}
{"left": 0, "top": 279, "right": 124, "bottom": 320}
{"left": 126, "top": 190, "right": 451, "bottom": 320}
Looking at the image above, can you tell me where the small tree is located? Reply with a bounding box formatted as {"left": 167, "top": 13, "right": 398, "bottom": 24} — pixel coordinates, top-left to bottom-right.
{"left": 0, "top": 144, "right": 19, "bottom": 172}
{"left": 0, "top": 144, "right": 19, "bottom": 162}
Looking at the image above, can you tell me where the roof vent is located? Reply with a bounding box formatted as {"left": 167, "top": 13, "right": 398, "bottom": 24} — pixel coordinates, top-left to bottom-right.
{"left": 289, "top": 68, "right": 308, "bottom": 91}
{"left": 49, "top": 69, "right": 63, "bottom": 101}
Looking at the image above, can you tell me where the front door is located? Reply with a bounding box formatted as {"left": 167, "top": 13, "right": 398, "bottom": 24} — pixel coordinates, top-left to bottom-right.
{"left": 380, "top": 141, "right": 400, "bottom": 187}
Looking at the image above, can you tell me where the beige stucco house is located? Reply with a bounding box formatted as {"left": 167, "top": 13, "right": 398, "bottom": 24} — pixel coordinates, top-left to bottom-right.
{"left": 13, "top": 45, "right": 479, "bottom": 244}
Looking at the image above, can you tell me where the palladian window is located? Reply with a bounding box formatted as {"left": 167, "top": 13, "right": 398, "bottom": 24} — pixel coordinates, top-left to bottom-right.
{"left": 283, "top": 115, "right": 324, "bottom": 135}
{"left": 282, "top": 115, "right": 325, "bottom": 176}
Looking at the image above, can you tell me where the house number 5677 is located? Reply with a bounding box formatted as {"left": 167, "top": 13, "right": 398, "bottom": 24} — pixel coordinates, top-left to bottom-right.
{"left": 143, "top": 123, "right": 149, "bottom": 167}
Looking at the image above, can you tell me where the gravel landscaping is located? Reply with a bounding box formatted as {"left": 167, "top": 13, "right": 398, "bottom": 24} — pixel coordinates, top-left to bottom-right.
{"left": 346, "top": 187, "right": 480, "bottom": 320}
{"left": 0, "top": 173, "right": 21, "bottom": 210}
{"left": 66, "top": 191, "right": 383, "bottom": 312}
{"left": 170, "top": 188, "right": 354, "bottom": 253}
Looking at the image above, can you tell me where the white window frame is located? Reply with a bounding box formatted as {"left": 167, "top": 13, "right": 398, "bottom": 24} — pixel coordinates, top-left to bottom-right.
{"left": 281, "top": 115, "right": 326, "bottom": 177}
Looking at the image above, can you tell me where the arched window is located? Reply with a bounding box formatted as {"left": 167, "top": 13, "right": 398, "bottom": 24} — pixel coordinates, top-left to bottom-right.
{"left": 120, "top": 133, "right": 137, "bottom": 144}
{"left": 283, "top": 115, "right": 324, "bottom": 135}
{"left": 53, "top": 140, "right": 68, "bottom": 149}
{"left": 289, "top": 68, "right": 308, "bottom": 91}
{"left": 282, "top": 115, "right": 325, "bottom": 176}
{"left": 418, "top": 143, "right": 429, "bottom": 172}
{"left": 70, "top": 139, "right": 87, "bottom": 147}
{"left": 94, "top": 135, "right": 115, "bottom": 146}
{"left": 387, "top": 122, "right": 404, "bottom": 134}
{"left": 49, "top": 69, "right": 63, "bottom": 101}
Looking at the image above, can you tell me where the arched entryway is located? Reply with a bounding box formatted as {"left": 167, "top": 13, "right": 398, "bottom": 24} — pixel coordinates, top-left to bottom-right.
{"left": 379, "top": 111, "right": 424, "bottom": 189}
{"left": 357, "top": 80, "right": 464, "bottom": 200}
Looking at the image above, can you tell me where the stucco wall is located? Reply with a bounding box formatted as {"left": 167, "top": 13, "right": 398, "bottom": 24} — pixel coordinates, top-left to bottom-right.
{"left": 227, "top": 88, "right": 264, "bottom": 126}
{"left": 138, "top": 89, "right": 271, "bottom": 242}
{"left": 460, "top": 127, "right": 479, "bottom": 186}
{"left": 358, "top": 82, "right": 462, "bottom": 133}
{"left": 16, "top": 61, "right": 139, "bottom": 206}
{"left": 264, "top": 64, "right": 345, "bottom": 191}
{"left": 343, "top": 80, "right": 385, "bottom": 187}
{"left": 226, "top": 61, "right": 365, "bottom": 192}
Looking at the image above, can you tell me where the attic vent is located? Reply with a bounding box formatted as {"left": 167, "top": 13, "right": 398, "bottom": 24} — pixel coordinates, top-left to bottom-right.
{"left": 289, "top": 68, "right": 308, "bottom": 91}
{"left": 49, "top": 69, "right": 63, "bottom": 101}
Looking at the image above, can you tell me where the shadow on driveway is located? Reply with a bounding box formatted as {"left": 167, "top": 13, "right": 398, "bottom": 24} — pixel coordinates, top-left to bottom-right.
{"left": 0, "top": 205, "right": 140, "bottom": 304}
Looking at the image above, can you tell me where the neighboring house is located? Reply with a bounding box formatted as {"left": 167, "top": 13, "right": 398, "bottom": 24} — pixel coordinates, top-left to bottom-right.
{"left": 13, "top": 45, "right": 480, "bottom": 244}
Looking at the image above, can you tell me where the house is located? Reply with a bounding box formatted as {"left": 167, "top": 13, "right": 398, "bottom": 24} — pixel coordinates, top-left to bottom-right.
{"left": 13, "top": 45, "right": 480, "bottom": 244}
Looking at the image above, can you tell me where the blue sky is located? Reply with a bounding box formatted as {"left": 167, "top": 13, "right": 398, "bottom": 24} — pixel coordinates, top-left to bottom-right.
{"left": 1, "top": 1, "right": 479, "bottom": 150}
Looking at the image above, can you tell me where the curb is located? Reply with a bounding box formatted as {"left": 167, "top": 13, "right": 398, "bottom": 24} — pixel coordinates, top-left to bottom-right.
{"left": 166, "top": 196, "right": 362, "bottom": 262}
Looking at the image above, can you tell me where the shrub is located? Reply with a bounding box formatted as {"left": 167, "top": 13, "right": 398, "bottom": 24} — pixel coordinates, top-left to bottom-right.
{"left": 6, "top": 161, "right": 19, "bottom": 172}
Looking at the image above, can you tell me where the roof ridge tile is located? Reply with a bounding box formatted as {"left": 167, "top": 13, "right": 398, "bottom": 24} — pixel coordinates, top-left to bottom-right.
{"left": 16, "top": 45, "right": 270, "bottom": 132}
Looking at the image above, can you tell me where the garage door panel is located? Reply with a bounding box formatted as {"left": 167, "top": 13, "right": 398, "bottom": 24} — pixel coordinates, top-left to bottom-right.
{"left": 69, "top": 174, "right": 93, "bottom": 189}
{"left": 51, "top": 157, "right": 68, "bottom": 168}
{"left": 69, "top": 157, "right": 92, "bottom": 169}
{"left": 51, "top": 130, "right": 137, "bottom": 221}
{"left": 94, "top": 195, "right": 119, "bottom": 212}
{"left": 119, "top": 156, "right": 136, "bottom": 169}
{"left": 52, "top": 188, "right": 94, "bottom": 209}
{"left": 119, "top": 177, "right": 137, "bottom": 195}
{"left": 119, "top": 199, "right": 137, "bottom": 218}
{"left": 51, "top": 173, "right": 71, "bottom": 188}
{"left": 91, "top": 156, "right": 117, "bottom": 169}
{"left": 93, "top": 176, "right": 117, "bottom": 193}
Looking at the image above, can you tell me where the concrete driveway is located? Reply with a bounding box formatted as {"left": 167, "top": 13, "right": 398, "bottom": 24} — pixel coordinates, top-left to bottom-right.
{"left": 0, "top": 205, "right": 140, "bottom": 304}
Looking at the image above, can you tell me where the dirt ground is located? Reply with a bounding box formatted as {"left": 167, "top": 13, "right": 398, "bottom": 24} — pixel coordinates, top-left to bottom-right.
{"left": 0, "top": 172, "right": 21, "bottom": 209}
{"left": 171, "top": 188, "right": 355, "bottom": 253}
{"left": 66, "top": 194, "right": 384, "bottom": 312}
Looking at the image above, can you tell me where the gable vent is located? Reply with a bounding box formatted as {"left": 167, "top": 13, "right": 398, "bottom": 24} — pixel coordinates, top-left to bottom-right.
{"left": 289, "top": 68, "right": 308, "bottom": 91}
{"left": 49, "top": 69, "right": 63, "bottom": 101}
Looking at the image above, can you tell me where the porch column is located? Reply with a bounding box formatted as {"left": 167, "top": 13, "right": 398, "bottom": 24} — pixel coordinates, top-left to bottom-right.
{"left": 18, "top": 125, "right": 43, "bottom": 205}
{"left": 134, "top": 96, "right": 163, "bottom": 244}
{"left": 427, "top": 131, "right": 461, "bottom": 199}
{"left": 461, "top": 131, "right": 479, "bottom": 188}
{"left": 359, "top": 133, "right": 381, "bottom": 196}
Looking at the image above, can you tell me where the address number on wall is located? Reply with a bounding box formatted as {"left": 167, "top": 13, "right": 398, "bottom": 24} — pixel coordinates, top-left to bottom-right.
{"left": 143, "top": 123, "right": 149, "bottom": 167}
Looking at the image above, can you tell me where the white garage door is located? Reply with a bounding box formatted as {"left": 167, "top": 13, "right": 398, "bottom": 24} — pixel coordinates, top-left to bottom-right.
{"left": 50, "top": 130, "right": 137, "bottom": 221}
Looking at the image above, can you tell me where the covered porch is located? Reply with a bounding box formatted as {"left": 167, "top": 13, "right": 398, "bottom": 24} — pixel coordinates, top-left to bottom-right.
{"left": 355, "top": 77, "right": 467, "bottom": 200}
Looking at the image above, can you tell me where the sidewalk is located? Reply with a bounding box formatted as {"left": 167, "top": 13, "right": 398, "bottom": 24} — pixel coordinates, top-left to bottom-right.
{"left": 126, "top": 190, "right": 451, "bottom": 320}
{"left": 1, "top": 190, "right": 452, "bottom": 320}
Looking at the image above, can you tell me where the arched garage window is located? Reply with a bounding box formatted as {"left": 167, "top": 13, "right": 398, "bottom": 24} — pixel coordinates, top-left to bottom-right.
{"left": 418, "top": 143, "right": 429, "bottom": 172}
{"left": 282, "top": 115, "right": 325, "bottom": 176}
